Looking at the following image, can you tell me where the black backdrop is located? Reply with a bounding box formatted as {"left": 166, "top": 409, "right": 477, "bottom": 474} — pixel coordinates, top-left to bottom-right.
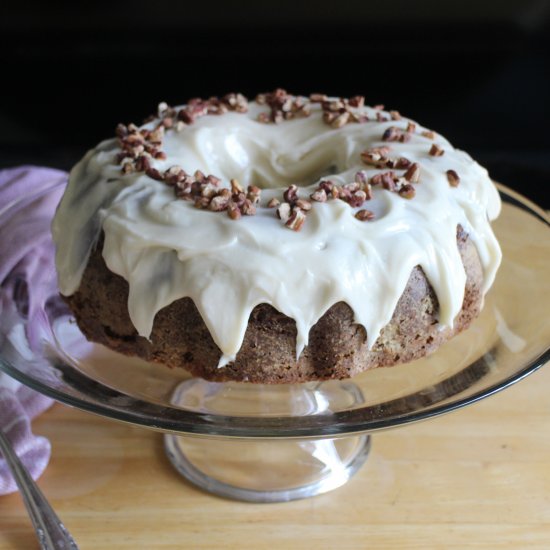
{"left": 1, "top": 0, "right": 549, "bottom": 207}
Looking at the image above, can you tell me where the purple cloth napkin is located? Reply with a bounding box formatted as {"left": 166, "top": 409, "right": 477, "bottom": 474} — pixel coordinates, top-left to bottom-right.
{"left": 0, "top": 166, "right": 68, "bottom": 495}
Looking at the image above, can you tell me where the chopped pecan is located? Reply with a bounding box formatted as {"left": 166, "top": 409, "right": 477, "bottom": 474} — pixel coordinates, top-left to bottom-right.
{"left": 319, "top": 180, "right": 335, "bottom": 194}
{"left": 354, "top": 170, "right": 369, "bottom": 185}
{"left": 381, "top": 172, "right": 397, "bottom": 191}
{"left": 364, "top": 182, "right": 373, "bottom": 200}
{"left": 395, "top": 157, "right": 412, "bottom": 169}
{"left": 323, "top": 111, "right": 337, "bottom": 125}
{"left": 121, "top": 161, "right": 135, "bottom": 174}
{"left": 361, "top": 146, "right": 391, "bottom": 168}
{"left": 296, "top": 198, "right": 312, "bottom": 212}
{"left": 257, "top": 89, "right": 310, "bottom": 124}
{"left": 382, "top": 126, "right": 401, "bottom": 142}
{"left": 277, "top": 202, "right": 291, "bottom": 223}
{"left": 310, "top": 188, "right": 327, "bottom": 202}
{"left": 446, "top": 169, "right": 460, "bottom": 187}
{"left": 283, "top": 184, "right": 298, "bottom": 205}
{"left": 194, "top": 196, "right": 211, "bottom": 209}
{"left": 309, "top": 93, "right": 328, "bottom": 103}
{"left": 370, "top": 171, "right": 396, "bottom": 190}
{"left": 221, "top": 93, "right": 249, "bottom": 113}
{"left": 429, "top": 144, "right": 445, "bottom": 157}
{"left": 230, "top": 178, "right": 244, "bottom": 194}
{"left": 148, "top": 126, "right": 164, "bottom": 144}
{"left": 200, "top": 182, "right": 219, "bottom": 198}
{"left": 241, "top": 199, "right": 257, "bottom": 216}
{"left": 343, "top": 182, "right": 360, "bottom": 193}
{"left": 146, "top": 167, "right": 163, "bottom": 181}
{"left": 246, "top": 185, "right": 262, "bottom": 205}
{"left": 398, "top": 184, "right": 416, "bottom": 199}
{"left": 348, "top": 190, "right": 367, "bottom": 207}
{"left": 331, "top": 111, "right": 350, "bottom": 128}
{"left": 355, "top": 209, "right": 375, "bottom": 221}
{"left": 382, "top": 126, "right": 411, "bottom": 143}
{"left": 285, "top": 207, "right": 307, "bottom": 231}
{"left": 404, "top": 163, "right": 421, "bottom": 183}
{"left": 227, "top": 203, "right": 242, "bottom": 220}
{"left": 134, "top": 155, "right": 151, "bottom": 172}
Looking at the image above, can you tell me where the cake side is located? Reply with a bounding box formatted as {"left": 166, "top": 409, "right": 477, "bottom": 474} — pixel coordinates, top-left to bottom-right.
{"left": 64, "top": 226, "right": 482, "bottom": 383}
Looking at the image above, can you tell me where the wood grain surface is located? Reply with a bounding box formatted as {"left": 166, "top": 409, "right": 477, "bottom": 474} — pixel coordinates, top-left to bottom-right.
{"left": 1, "top": 361, "right": 549, "bottom": 550}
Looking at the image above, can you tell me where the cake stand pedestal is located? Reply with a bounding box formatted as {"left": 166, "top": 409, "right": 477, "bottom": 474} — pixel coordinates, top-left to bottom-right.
{"left": 164, "top": 379, "right": 371, "bottom": 502}
{"left": 165, "top": 431, "right": 371, "bottom": 502}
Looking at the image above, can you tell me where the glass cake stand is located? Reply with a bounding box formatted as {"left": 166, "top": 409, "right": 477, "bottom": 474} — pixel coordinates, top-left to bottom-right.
{"left": 1, "top": 184, "right": 549, "bottom": 502}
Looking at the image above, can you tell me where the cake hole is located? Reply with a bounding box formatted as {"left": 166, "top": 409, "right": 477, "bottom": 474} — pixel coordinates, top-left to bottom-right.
{"left": 181, "top": 122, "right": 346, "bottom": 190}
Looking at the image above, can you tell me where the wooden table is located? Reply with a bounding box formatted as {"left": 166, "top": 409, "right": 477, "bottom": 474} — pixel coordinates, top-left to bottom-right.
{"left": 1, "top": 360, "right": 550, "bottom": 550}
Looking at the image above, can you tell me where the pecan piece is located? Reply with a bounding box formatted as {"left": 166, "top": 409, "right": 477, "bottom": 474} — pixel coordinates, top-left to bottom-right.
{"left": 194, "top": 196, "right": 211, "bottom": 209}
{"left": 355, "top": 209, "right": 375, "bottom": 221}
{"left": 230, "top": 178, "right": 244, "bottom": 194}
{"left": 146, "top": 167, "right": 163, "bottom": 181}
{"left": 381, "top": 172, "right": 396, "bottom": 191}
{"left": 398, "top": 184, "right": 416, "bottom": 199}
{"left": 296, "top": 198, "right": 312, "bottom": 212}
{"left": 404, "top": 163, "right": 421, "bottom": 183}
{"left": 121, "top": 161, "right": 134, "bottom": 175}
{"left": 395, "top": 157, "right": 412, "bottom": 169}
{"left": 246, "top": 185, "right": 262, "bottom": 205}
{"left": 382, "top": 126, "right": 401, "bottom": 142}
{"left": 134, "top": 155, "right": 151, "bottom": 172}
{"left": 318, "top": 180, "right": 335, "bottom": 194}
{"left": 354, "top": 170, "right": 369, "bottom": 186}
{"left": 361, "top": 146, "right": 391, "bottom": 168}
{"left": 349, "top": 190, "right": 367, "bottom": 207}
{"left": 429, "top": 144, "right": 445, "bottom": 157}
{"left": 227, "top": 203, "right": 242, "bottom": 220}
{"left": 164, "top": 165, "right": 187, "bottom": 185}
{"left": 283, "top": 184, "right": 298, "bottom": 205}
{"left": 309, "top": 93, "right": 327, "bottom": 103}
{"left": 285, "top": 207, "right": 307, "bottom": 231}
{"left": 241, "top": 198, "right": 257, "bottom": 216}
{"left": 310, "top": 189, "right": 327, "bottom": 202}
{"left": 446, "top": 169, "right": 460, "bottom": 187}
{"left": 331, "top": 111, "right": 350, "bottom": 128}
{"left": 277, "top": 202, "right": 291, "bottom": 223}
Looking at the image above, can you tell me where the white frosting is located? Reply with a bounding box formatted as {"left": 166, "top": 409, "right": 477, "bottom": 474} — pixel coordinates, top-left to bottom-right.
{"left": 52, "top": 100, "right": 502, "bottom": 366}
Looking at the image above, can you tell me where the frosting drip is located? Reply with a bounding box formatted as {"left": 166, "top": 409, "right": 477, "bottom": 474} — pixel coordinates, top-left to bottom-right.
{"left": 52, "top": 100, "right": 502, "bottom": 365}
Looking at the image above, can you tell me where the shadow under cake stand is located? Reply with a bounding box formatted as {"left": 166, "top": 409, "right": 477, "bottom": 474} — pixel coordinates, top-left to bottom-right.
{"left": 1, "top": 185, "right": 549, "bottom": 503}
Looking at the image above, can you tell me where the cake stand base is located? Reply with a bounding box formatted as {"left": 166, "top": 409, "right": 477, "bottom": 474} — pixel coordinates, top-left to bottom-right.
{"left": 164, "top": 433, "right": 371, "bottom": 502}
{"left": 164, "top": 378, "right": 370, "bottom": 502}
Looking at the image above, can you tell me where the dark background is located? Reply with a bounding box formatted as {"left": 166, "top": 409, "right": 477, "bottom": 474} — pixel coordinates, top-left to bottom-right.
{"left": 1, "top": 0, "right": 549, "bottom": 207}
